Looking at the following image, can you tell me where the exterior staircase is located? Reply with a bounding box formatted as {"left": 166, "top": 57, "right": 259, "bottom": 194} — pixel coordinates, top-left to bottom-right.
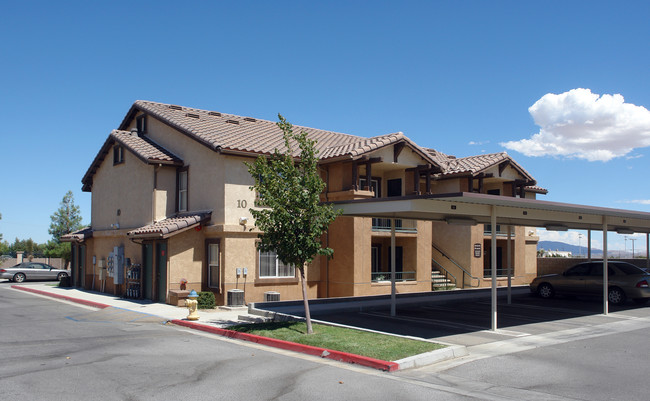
{"left": 431, "top": 269, "right": 456, "bottom": 291}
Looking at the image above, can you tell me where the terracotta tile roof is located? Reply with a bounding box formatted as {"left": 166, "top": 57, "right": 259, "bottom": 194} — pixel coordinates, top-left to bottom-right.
{"left": 60, "top": 227, "right": 93, "bottom": 243}
{"left": 82, "top": 129, "right": 184, "bottom": 191}
{"left": 525, "top": 185, "right": 548, "bottom": 194}
{"left": 425, "top": 150, "right": 535, "bottom": 182}
{"left": 123, "top": 100, "right": 366, "bottom": 159}
{"left": 126, "top": 212, "right": 212, "bottom": 239}
{"left": 111, "top": 130, "right": 183, "bottom": 165}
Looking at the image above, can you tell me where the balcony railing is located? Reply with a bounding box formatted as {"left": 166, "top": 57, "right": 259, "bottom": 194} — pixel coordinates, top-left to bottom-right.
{"left": 483, "top": 225, "right": 515, "bottom": 237}
{"left": 371, "top": 271, "right": 416, "bottom": 282}
{"left": 372, "top": 218, "right": 417, "bottom": 233}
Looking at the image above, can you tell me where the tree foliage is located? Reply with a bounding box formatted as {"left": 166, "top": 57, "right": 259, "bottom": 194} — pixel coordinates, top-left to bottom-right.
{"left": 49, "top": 190, "right": 83, "bottom": 243}
{"left": 246, "top": 115, "right": 340, "bottom": 334}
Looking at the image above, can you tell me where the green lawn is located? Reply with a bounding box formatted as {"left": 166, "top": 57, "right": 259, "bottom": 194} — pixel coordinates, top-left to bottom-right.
{"left": 229, "top": 321, "right": 444, "bottom": 361}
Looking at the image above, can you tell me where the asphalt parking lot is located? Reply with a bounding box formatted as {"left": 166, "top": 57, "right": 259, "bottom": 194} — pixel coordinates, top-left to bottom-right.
{"left": 311, "top": 292, "right": 650, "bottom": 347}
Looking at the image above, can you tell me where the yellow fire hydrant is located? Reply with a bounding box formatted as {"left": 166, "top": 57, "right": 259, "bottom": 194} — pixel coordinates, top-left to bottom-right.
{"left": 185, "top": 290, "right": 199, "bottom": 321}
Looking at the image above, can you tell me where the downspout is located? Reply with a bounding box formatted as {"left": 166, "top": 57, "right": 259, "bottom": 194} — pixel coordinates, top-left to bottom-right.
{"left": 325, "top": 165, "right": 330, "bottom": 298}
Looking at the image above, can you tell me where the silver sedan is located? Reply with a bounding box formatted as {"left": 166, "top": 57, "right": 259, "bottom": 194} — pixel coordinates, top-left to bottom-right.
{"left": 0, "top": 262, "right": 70, "bottom": 283}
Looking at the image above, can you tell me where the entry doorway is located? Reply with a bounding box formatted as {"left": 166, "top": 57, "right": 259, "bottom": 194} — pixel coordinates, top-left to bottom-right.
{"left": 142, "top": 241, "right": 168, "bottom": 303}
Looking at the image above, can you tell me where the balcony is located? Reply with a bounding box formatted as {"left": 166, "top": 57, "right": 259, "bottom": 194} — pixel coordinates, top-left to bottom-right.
{"left": 371, "top": 218, "right": 417, "bottom": 233}
{"left": 483, "top": 225, "right": 515, "bottom": 237}
{"left": 371, "top": 271, "right": 416, "bottom": 282}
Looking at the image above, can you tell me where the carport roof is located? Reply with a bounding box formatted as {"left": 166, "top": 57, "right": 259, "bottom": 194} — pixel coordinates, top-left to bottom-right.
{"left": 331, "top": 192, "right": 650, "bottom": 233}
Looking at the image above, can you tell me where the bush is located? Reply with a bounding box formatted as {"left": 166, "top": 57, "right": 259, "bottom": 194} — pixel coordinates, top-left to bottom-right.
{"left": 58, "top": 276, "right": 72, "bottom": 287}
{"left": 197, "top": 291, "right": 215, "bottom": 309}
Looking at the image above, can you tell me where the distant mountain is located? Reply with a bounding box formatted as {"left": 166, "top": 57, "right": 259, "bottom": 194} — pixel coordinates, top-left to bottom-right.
{"left": 538, "top": 241, "right": 603, "bottom": 257}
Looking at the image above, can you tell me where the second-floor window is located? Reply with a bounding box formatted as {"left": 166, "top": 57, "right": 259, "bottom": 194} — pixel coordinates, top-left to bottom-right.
{"left": 177, "top": 168, "right": 188, "bottom": 212}
{"left": 359, "top": 178, "right": 380, "bottom": 198}
{"left": 113, "top": 145, "right": 124, "bottom": 165}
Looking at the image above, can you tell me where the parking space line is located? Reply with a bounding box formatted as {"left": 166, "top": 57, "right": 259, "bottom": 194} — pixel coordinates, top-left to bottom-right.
{"left": 361, "top": 311, "right": 487, "bottom": 332}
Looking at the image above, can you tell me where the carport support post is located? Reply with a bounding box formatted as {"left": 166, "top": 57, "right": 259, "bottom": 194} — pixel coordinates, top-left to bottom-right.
{"left": 603, "top": 218, "right": 608, "bottom": 316}
{"left": 507, "top": 225, "right": 512, "bottom": 305}
{"left": 491, "top": 205, "right": 497, "bottom": 331}
{"left": 390, "top": 218, "right": 396, "bottom": 317}
{"left": 588, "top": 230, "right": 592, "bottom": 262}
{"left": 646, "top": 234, "right": 649, "bottom": 271}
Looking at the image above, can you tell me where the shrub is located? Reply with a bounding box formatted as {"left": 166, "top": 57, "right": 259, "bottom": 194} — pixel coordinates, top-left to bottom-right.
{"left": 197, "top": 291, "right": 215, "bottom": 309}
{"left": 59, "top": 276, "right": 72, "bottom": 287}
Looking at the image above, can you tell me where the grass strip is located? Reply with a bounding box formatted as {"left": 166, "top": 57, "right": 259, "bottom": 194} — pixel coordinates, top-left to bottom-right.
{"left": 229, "top": 321, "right": 444, "bottom": 361}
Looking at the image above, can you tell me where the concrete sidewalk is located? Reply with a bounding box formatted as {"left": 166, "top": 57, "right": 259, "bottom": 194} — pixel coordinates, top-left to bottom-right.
{"left": 11, "top": 283, "right": 464, "bottom": 371}
{"left": 12, "top": 283, "right": 251, "bottom": 326}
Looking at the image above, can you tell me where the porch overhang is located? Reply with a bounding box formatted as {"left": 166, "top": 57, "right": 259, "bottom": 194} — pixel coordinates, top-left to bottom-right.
{"left": 126, "top": 211, "right": 212, "bottom": 240}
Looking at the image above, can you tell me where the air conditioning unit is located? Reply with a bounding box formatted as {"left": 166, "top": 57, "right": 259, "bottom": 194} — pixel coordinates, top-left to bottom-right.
{"left": 264, "top": 291, "right": 280, "bottom": 302}
{"left": 227, "top": 289, "right": 245, "bottom": 306}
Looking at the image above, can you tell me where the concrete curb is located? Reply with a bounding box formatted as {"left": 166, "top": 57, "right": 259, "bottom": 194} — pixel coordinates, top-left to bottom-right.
{"left": 170, "top": 319, "right": 399, "bottom": 371}
{"left": 394, "top": 345, "right": 468, "bottom": 370}
{"left": 12, "top": 285, "right": 112, "bottom": 309}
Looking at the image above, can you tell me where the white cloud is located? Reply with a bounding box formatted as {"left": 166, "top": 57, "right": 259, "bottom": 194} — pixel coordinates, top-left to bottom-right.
{"left": 618, "top": 199, "right": 650, "bottom": 205}
{"left": 468, "top": 140, "right": 490, "bottom": 146}
{"left": 501, "top": 88, "right": 650, "bottom": 162}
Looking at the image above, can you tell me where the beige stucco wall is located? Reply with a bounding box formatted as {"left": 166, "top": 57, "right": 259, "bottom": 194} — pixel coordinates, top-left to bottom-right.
{"left": 91, "top": 147, "right": 154, "bottom": 230}
{"left": 129, "top": 115, "right": 226, "bottom": 224}
{"left": 85, "top": 230, "right": 143, "bottom": 296}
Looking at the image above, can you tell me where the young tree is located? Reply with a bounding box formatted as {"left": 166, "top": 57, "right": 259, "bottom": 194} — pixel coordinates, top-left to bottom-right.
{"left": 48, "top": 191, "right": 83, "bottom": 264}
{"left": 49, "top": 190, "right": 83, "bottom": 242}
{"left": 247, "top": 115, "right": 340, "bottom": 334}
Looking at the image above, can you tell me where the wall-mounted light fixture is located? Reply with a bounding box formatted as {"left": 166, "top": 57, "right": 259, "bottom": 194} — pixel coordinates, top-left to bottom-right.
{"left": 544, "top": 224, "right": 568, "bottom": 231}
{"left": 239, "top": 217, "right": 248, "bottom": 225}
{"left": 445, "top": 217, "right": 478, "bottom": 226}
{"left": 616, "top": 227, "right": 634, "bottom": 235}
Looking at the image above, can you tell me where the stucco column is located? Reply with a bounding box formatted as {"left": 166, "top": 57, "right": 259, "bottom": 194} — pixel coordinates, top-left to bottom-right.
{"left": 16, "top": 251, "right": 24, "bottom": 264}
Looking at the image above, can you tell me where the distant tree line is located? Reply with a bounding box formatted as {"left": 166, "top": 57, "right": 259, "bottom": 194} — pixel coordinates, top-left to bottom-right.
{"left": 0, "top": 191, "right": 83, "bottom": 264}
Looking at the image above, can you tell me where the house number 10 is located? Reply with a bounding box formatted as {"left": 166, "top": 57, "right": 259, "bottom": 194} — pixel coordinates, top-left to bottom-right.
{"left": 237, "top": 200, "right": 247, "bottom": 208}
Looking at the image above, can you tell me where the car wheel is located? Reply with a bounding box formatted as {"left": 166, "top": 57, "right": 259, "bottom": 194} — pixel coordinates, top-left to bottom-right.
{"left": 57, "top": 272, "right": 68, "bottom": 281}
{"left": 608, "top": 287, "right": 627, "bottom": 305}
{"left": 537, "top": 283, "right": 555, "bottom": 299}
{"left": 13, "top": 273, "right": 26, "bottom": 283}
{"left": 632, "top": 298, "right": 649, "bottom": 305}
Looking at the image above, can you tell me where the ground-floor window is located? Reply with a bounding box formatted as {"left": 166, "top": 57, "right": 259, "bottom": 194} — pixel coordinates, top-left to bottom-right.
{"left": 259, "top": 250, "right": 295, "bottom": 278}
{"left": 207, "top": 241, "right": 220, "bottom": 288}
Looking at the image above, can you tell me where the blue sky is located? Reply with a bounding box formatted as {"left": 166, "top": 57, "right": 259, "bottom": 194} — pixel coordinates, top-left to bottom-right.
{"left": 1, "top": 1, "right": 649, "bottom": 253}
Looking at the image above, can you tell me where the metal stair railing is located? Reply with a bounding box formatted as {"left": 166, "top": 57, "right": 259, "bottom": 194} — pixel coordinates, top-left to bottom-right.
{"left": 432, "top": 242, "right": 481, "bottom": 288}
{"left": 431, "top": 258, "right": 457, "bottom": 288}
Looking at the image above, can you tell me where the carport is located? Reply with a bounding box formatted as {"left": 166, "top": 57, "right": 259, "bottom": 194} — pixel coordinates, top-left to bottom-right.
{"left": 332, "top": 192, "right": 650, "bottom": 331}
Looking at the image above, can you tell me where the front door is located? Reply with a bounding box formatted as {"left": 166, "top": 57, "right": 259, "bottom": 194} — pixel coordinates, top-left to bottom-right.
{"left": 155, "top": 242, "right": 167, "bottom": 303}
{"left": 143, "top": 243, "right": 154, "bottom": 300}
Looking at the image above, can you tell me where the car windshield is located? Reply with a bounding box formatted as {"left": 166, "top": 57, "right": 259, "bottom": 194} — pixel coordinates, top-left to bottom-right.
{"left": 613, "top": 263, "right": 646, "bottom": 275}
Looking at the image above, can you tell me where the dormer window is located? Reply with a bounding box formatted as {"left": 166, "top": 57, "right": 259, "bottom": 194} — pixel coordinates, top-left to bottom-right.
{"left": 136, "top": 115, "right": 147, "bottom": 135}
{"left": 113, "top": 145, "right": 124, "bottom": 165}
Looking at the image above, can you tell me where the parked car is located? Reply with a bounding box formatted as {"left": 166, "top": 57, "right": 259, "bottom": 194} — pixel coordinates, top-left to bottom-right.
{"left": 0, "top": 262, "right": 69, "bottom": 283}
{"left": 530, "top": 261, "right": 650, "bottom": 305}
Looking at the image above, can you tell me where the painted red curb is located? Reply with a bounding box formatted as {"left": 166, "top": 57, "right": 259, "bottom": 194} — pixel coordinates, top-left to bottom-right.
{"left": 12, "top": 285, "right": 112, "bottom": 310}
{"left": 171, "top": 319, "right": 399, "bottom": 372}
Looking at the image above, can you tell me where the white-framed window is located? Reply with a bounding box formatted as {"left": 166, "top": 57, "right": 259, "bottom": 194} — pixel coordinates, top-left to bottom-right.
{"left": 259, "top": 250, "right": 295, "bottom": 278}
{"left": 207, "top": 242, "right": 219, "bottom": 288}
{"left": 178, "top": 169, "right": 188, "bottom": 212}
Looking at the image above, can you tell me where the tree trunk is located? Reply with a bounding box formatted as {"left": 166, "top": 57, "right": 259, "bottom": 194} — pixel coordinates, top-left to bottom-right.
{"left": 299, "top": 266, "right": 313, "bottom": 334}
